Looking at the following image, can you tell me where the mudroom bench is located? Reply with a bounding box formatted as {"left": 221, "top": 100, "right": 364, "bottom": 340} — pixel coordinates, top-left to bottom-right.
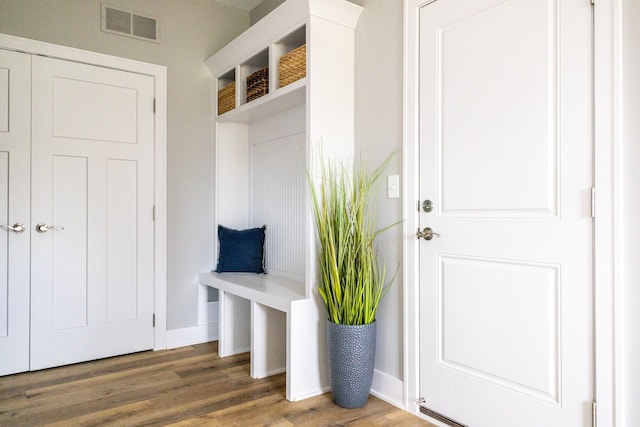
{"left": 198, "top": 272, "right": 318, "bottom": 401}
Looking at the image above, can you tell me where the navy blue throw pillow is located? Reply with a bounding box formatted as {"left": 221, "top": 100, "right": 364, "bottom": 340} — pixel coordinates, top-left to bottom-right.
{"left": 215, "top": 225, "right": 266, "bottom": 273}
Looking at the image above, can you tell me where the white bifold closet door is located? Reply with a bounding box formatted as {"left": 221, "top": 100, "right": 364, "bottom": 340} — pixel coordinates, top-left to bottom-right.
{"left": 0, "top": 49, "right": 31, "bottom": 376}
{"left": 0, "top": 50, "right": 156, "bottom": 374}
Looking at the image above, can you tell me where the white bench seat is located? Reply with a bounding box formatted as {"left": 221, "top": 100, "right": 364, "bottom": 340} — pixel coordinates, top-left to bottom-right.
{"left": 198, "top": 271, "right": 322, "bottom": 401}
{"left": 198, "top": 272, "right": 306, "bottom": 312}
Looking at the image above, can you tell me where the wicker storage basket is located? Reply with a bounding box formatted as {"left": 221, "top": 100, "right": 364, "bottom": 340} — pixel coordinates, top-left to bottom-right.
{"left": 218, "top": 82, "right": 235, "bottom": 115}
{"left": 279, "top": 44, "right": 306, "bottom": 88}
{"left": 246, "top": 67, "right": 269, "bottom": 102}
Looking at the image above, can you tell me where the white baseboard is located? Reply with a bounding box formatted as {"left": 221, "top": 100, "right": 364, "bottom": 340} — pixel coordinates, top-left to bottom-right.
{"left": 165, "top": 322, "right": 219, "bottom": 349}
{"left": 290, "top": 386, "right": 331, "bottom": 402}
{"left": 253, "top": 367, "right": 286, "bottom": 379}
{"left": 371, "top": 369, "right": 404, "bottom": 409}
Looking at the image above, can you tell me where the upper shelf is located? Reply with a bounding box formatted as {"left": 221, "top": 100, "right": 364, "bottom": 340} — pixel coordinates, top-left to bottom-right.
{"left": 207, "top": 0, "right": 362, "bottom": 124}
{"left": 217, "top": 77, "right": 306, "bottom": 124}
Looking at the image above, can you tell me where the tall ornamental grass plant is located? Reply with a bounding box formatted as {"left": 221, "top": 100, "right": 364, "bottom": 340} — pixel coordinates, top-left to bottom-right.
{"left": 308, "top": 153, "right": 399, "bottom": 325}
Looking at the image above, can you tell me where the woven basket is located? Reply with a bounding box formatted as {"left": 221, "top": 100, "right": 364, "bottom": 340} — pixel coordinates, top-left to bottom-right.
{"left": 246, "top": 67, "right": 269, "bottom": 102}
{"left": 218, "top": 82, "right": 235, "bottom": 115}
{"left": 279, "top": 44, "right": 306, "bottom": 88}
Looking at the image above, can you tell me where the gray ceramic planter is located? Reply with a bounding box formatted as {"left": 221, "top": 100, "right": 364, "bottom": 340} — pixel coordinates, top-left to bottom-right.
{"left": 327, "top": 320, "right": 376, "bottom": 408}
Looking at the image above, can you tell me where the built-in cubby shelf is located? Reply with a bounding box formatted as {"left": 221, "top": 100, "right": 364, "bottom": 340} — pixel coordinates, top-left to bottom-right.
{"left": 273, "top": 25, "right": 306, "bottom": 89}
{"left": 217, "top": 78, "right": 305, "bottom": 124}
{"left": 216, "top": 69, "right": 236, "bottom": 115}
{"left": 203, "top": 0, "right": 363, "bottom": 402}
{"left": 214, "top": 23, "right": 307, "bottom": 119}
{"left": 217, "top": 69, "right": 235, "bottom": 89}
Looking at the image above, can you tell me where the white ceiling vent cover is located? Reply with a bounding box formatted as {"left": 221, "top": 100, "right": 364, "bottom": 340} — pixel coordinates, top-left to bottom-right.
{"left": 101, "top": 3, "right": 160, "bottom": 43}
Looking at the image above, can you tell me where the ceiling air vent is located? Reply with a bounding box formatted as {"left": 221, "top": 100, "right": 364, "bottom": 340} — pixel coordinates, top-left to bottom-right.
{"left": 101, "top": 3, "right": 159, "bottom": 43}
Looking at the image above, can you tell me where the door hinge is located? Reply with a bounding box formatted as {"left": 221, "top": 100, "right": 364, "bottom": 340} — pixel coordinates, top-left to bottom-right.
{"left": 153, "top": 205, "right": 156, "bottom": 221}
{"left": 591, "top": 187, "right": 596, "bottom": 218}
{"left": 153, "top": 98, "right": 156, "bottom": 114}
{"left": 417, "top": 200, "right": 421, "bottom": 212}
{"left": 592, "top": 401, "right": 597, "bottom": 427}
{"left": 591, "top": 0, "right": 595, "bottom": 5}
{"left": 153, "top": 313, "right": 156, "bottom": 327}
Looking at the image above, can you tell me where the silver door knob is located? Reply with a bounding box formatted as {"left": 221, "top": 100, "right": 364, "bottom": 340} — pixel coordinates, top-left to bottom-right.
{"left": 416, "top": 227, "right": 440, "bottom": 240}
{"left": 0, "top": 223, "right": 25, "bottom": 233}
{"left": 35, "top": 223, "right": 65, "bottom": 233}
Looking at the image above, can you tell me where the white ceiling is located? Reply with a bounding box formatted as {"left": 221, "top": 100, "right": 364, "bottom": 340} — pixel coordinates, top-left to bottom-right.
{"left": 214, "top": 0, "right": 264, "bottom": 11}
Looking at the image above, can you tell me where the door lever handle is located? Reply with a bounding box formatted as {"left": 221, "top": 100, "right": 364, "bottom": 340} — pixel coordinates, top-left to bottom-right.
{"left": 35, "top": 223, "right": 65, "bottom": 233}
{"left": 416, "top": 227, "right": 440, "bottom": 241}
{"left": 0, "top": 223, "right": 25, "bottom": 233}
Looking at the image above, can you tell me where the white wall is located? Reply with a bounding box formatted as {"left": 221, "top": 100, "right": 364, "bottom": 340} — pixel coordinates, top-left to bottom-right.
{"left": 350, "top": 0, "right": 404, "bottom": 383}
{"left": 250, "top": 0, "right": 284, "bottom": 24}
{"left": 0, "top": 0, "right": 250, "bottom": 330}
{"left": 622, "top": 0, "right": 640, "bottom": 423}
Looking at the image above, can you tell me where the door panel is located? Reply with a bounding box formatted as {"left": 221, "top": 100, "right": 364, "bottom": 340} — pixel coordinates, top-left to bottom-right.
{"left": 438, "top": 0, "right": 558, "bottom": 218}
{"left": 439, "top": 255, "right": 560, "bottom": 403}
{"left": 106, "top": 159, "right": 139, "bottom": 323}
{"left": 52, "top": 155, "right": 89, "bottom": 330}
{"left": 0, "top": 152, "right": 8, "bottom": 337}
{"left": 0, "top": 49, "right": 31, "bottom": 376}
{"left": 30, "top": 56, "right": 155, "bottom": 370}
{"left": 0, "top": 68, "right": 9, "bottom": 132}
{"left": 52, "top": 76, "right": 138, "bottom": 144}
{"left": 418, "top": 0, "right": 592, "bottom": 425}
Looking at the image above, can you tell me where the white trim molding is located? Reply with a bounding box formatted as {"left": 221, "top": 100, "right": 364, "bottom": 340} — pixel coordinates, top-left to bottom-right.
{"left": 593, "top": 0, "right": 623, "bottom": 425}
{"left": 166, "top": 322, "right": 219, "bottom": 350}
{"left": 402, "top": 0, "right": 423, "bottom": 416}
{"left": 371, "top": 369, "right": 405, "bottom": 409}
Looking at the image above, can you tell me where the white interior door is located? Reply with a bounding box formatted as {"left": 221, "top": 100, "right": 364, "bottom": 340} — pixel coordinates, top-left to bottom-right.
{"left": 418, "top": 0, "right": 593, "bottom": 426}
{"left": 30, "top": 56, "right": 155, "bottom": 370}
{"left": 0, "top": 49, "right": 31, "bottom": 376}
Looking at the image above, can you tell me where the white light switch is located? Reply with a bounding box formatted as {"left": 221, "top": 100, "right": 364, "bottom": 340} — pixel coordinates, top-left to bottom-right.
{"left": 387, "top": 175, "right": 400, "bottom": 199}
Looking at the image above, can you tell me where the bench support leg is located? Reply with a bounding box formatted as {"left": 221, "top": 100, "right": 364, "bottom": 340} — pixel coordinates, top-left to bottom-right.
{"left": 286, "top": 298, "right": 329, "bottom": 401}
{"left": 218, "top": 290, "right": 251, "bottom": 357}
{"left": 251, "top": 301, "right": 286, "bottom": 378}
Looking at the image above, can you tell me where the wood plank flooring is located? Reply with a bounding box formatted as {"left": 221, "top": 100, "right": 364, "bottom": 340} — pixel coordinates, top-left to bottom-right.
{"left": 0, "top": 342, "right": 434, "bottom": 426}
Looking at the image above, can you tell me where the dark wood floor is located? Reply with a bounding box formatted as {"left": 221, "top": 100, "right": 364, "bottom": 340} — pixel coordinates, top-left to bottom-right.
{"left": 0, "top": 342, "right": 433, "bottom": 426}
